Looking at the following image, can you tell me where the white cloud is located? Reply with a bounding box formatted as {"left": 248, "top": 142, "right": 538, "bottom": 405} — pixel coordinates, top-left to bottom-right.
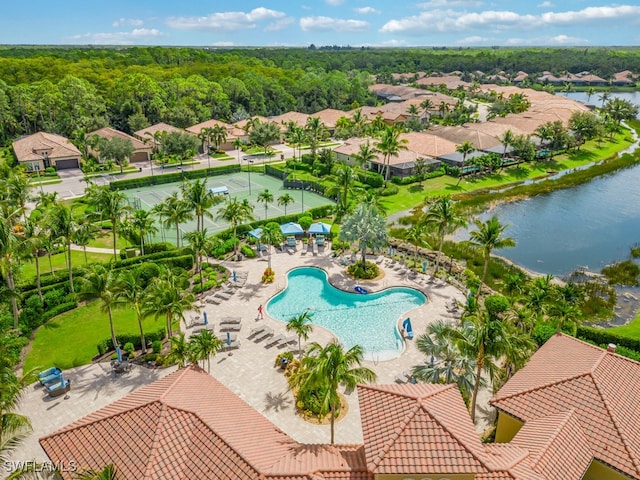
{"left": 354, "top": 6, "right": 380, "bottom": 15}
{"left": 417, "top": 0, "right": 483, "bottom": 7}
{"left": 380, "top": 5, "right": 640, "bottom": 34}
{"left": 211, "top": 41, "right": 235, "bottom": 46}
{"left": 300, "top": 16, "right": 370, "bottom": 32}
{"left": 455, "top": 35, "right": 491, "bottom": 45}
{"left": 537, "top": 1, "right": 554, "bottom": 8}
{"left": 112, "top": 18, "right": 144, "bottom": 28}
{"left": 264, "top": 17, "right": 295, "bottom": 32}
{"left": 167, "top": 8, "right": 286, "bottom": 31}
{"left": 326, "top": 0, "right": 345, "bottom": 4}
{"left": 506, "top": 34, "right": 589, "bottom": 46}
{"left": 70, "top": 28, "right": 163, "bottom": 45}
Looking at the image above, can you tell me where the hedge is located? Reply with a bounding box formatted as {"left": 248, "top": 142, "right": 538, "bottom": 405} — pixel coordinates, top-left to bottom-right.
{"left": 112, "top": 247, "right": 192, "bottom": 269}
{"left": 157, "top": 254, "right": 194, "bottom": 270}
{"left": 41, "top": 301, "right": 78, "bottom": 322}
{"left": 576, "top": 325, "right": 640, "bottom": 352}
{"left": 109, "top": 164, "right": 241, "bottom": 191}
{"left": 97, "top": 327, "right": 166, "bottom": 355}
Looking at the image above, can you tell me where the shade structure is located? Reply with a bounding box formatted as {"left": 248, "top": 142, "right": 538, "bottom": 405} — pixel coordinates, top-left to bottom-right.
{"left": 248, "top": 228, "right": 263, "bottom": 239}
{"left": 280, "top": 222, "right": 304, "bottom": 235}
{"left": 308, "top": 222, "right": 331, "bottom": 235}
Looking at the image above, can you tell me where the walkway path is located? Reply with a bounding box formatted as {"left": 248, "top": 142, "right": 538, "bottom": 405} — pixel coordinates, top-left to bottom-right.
{"left": 16, "top": 247, "right": 472, "bottom": 464}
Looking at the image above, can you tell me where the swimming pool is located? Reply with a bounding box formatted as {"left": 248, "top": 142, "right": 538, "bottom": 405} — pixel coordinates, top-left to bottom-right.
{"left": 266, "top": 267, "right": 426, "bottom": 360}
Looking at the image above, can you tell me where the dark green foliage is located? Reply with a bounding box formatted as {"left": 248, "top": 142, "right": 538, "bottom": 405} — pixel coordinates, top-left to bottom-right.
{"left": 601, "top": 260, "right": 640, "bottom": 286}
{"left": 97, "top": 327, "right": 166, "bottom": 355}
{"left": 297, "top": 385, "right": 333, "bottom": 417}
{"left": 484, "top": 295, "right": 510, "bottom": 317}
{"left": 152, "top": 340, "right": 163, "bottom": 354}
{"left": 41, "top": 301, "right": 78, "bottom": 323}
{"left": 109, "top": 165, "right": 241, "bottom": 190}
{"left": 298, "top": 215, "right": 313, "bottom": 231}
{"left": 42, "top": 288, "right": 67, "bottom": 309}
{"left": 347, "top": 261, "right": 379, "bottom": 280}
{"left": 357, "top": 170, "right": 384, "bottom": 188}
{"left": 532, "top": 323, "right": 556, "bottom": 346}
{"left": 145, "top": 242, "right": 175, "bottom": 254}
{"left": 576, "top": 325, "right": 640, "bottom": 352}
{"left": 159, "top": 254, "right": 194, "bottom": 270}
{"left": 240, "top": 244, "right": 256, "bottom": 258}
{"left": 377, "top": 184, "right": 399, "bottom": 196}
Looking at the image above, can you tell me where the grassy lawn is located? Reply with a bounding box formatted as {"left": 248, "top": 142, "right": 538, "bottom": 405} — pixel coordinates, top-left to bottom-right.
{"left": 608, "top": 314, "right": 640, "bottom": 339}
{"left": 89, "top": 229, "right": 130, "bottom": 251}
{"left": 23, "top": 301, "right": 170, "bottom": 372}
{"left": 18, "top": 250, "right": 113, "bottom": 284}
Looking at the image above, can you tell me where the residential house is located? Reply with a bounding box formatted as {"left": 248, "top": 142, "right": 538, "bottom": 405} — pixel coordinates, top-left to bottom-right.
{"left": 133, "top": 122, "right": 188, "bottom": 151}
{"left": 40, "top": 334, "right": 640, "bottom": 479}
{"left": 87, "top": 127, "right": 151, "bottom": 163}
{"left": 12, "top": 132, "right": 81, "bottom": 171}
{"left": 186, "top": 119, "right": 247, "bottom": 151}
{"left": 613, "top": 70, "right": 636, "bottom": 86}
{"left": 268, "top": 111, "right": 311, "bottom": 129}
{"left": 415, "top": 74, "right": 470, "bottom": 90}
{"left": 310, "top": 108, "right": 351, "bottom": 134}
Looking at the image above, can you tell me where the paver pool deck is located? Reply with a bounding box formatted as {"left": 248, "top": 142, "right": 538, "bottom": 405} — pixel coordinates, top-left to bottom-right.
{"left": 16, "top": 246, "right": 467, "bottom": 464}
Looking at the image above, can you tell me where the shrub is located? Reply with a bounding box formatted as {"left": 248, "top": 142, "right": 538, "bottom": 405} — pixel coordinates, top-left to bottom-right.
{"left": 109, "top": 164, "right": 241, "bottom": 190}
{"left": 601, "top": 260, "right": 640, "bottom": 285}
{"left": 123, "top": 342, "right": 135, "bottom": 354}
{"left": 347, "top": 261, "right": 379, "bottom": 280}
{"left": 43, "top": 288, "right": 67, "bottom": 309}
{"left": 193, "top": 279, "right": 217, "bottom": 295}
{"left": 240, "top": 244, "right": 256, "bottom": 258}
{"left": 358, "top": 170, "right": 384, "bottom": 188}
{"left": 41, "top": 301, "right": 78, "bottom": 323}
{"left": 96, "top": 327, "right": 166, "bottom": 355}
{"left": 152, "top": 340, "right": 163, "bottom": 354}
{"left": 484, "top": 295, "right": 510, "bottom": 317}
{"left": 135, "top": 262, "right": 161, "bottom": 287}
{"left": 331, "top": 240, "right": 350, "bottom": 251}
{"left": 576, "top": 325, "right": 640, "bottom": 352}
{"left": 159, "top": 254, "right": 194, "bottom": 270}
{"left": 532, "top": 323, "right": 556, "bottom": 346}
{"left": 298, "top": 215, "right": 313, "bottom": 231}
{"left": 145, "top": 242, "right": 174, "bottom": 254}
{"left": 377, "top": 184, "right": 399, "bottom": 196}
{"left": 262, "top": 267, "right": 275, "bottom": 284}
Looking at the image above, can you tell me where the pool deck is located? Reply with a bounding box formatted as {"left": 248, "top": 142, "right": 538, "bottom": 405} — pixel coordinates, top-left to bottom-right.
{"left": 16, "top": 246, "right": 469, "bottom": 464}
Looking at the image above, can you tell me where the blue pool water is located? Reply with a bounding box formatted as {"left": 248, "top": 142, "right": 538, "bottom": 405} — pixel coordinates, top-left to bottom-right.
{"left": 266, "top": 267, "right": 426, "bottom": 360}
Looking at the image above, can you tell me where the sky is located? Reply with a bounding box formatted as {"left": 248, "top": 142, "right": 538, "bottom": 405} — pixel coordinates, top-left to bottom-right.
{"left": 2, "top": 0, "right": 640, "bottom": 47}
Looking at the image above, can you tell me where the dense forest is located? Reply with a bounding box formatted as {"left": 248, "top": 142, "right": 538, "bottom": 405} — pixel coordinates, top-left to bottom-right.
{"left": 0, "top": 46, "right": 639, "bottom": 145}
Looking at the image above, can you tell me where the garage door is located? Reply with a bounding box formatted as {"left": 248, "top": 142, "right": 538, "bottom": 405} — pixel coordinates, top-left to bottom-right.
{"left": 55, "top": 158, "right": 80, "bottom": 170}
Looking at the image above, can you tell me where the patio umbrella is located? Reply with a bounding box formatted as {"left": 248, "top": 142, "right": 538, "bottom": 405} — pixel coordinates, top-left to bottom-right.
{"left": 308, "top": 222, "right": 331, "bottom": 235}
{"left": 248, "top": 227, "right": 263, "bottom": 239}
{"left": 203, "top": 311, "right": 208, "bottom": 325}
{"left": 116, "top": 346, "right": 122, "bottom": 362}
{"left": 226, "top": 331, "right": 232, "bottom": 346}
{"left": 232, "top": 271, "right": 237, "bottom": 283}
{"left": 280, "top": 222, "right": 304, "bottom": 235}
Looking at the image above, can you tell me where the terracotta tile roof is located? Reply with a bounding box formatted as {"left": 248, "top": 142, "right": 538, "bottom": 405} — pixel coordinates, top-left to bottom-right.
{"left": 269, "top": 111, "right": 311, "bottom": 127}
{"left": 40, "top": 367, "right": 296, "bottom": 479}
{"left": 491, "top": 334, "right": 640, "bottom": 479}
{"left": 401, "top": 132, "right": 458, "bottom": 158}
{"left": 87, "top": 127, "right": 149, "bottom": 151}
{"left": 134, "top": 122, "right": 185, "bottom": 140}
{"left": 430, "top": 125, "right": 502, "bottom": 150}
{"left": 368, "top": 84, "right": 431, "bottom": 101}
{"left": 234, "top": 116, "right": 270, "bottom": 130}
{"left": 186, "top": 119, "right": 245, "bottom": 137}
{"left": 310, "top": 109, "right": 351, "bottom": 129}
{"left": 270, "top": 444, "right": 370, "bottom": 478}
{"left": 12, "top": 132, "right": 81, "bottom": 162}
{"left": 358, "top": 383, "right": 489, "bottom": 475}
{"left": 415, "top": 75, "right": 470, "bottom": 90}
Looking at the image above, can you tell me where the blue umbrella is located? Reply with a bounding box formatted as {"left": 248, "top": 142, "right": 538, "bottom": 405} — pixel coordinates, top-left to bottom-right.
{"left": 232, "top": 271, "right": 237, "bottom": 283}
{"left": 203, "top": 311, "right": 208, "bottom": 325}
{"left": 116, "top": 346, "right": 122, "bottom": 362}
{"left": 280, "top": 222, "right": 304, "bottom": 235}
{"left": 226, "top": 331, "right": 232, "bottom": 346}
{"left": 422, "top": 261, "right": 427, "bottom": 273}
{"left": 248, "top": 227, "right": 263, "bottom": 239}
{"left": 308, "top": 222, "right": 331, "bottom": 235}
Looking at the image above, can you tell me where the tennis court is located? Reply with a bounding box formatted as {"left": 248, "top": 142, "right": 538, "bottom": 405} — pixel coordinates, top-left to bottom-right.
{"left": 124, "top": 171, "right": 333, "bottom": 244}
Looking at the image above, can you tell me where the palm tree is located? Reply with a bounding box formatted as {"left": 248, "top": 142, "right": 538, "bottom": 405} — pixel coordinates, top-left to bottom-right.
{"left": 152, "top": 192, "right": 194, "bottom": 247}
{"left": 198, "top": 127, "right": 214, "bottom": 153}
{"left": 144, "top": 266, "right": 195, "bottom": 339}
{"left": 289, "top": 126, "right": 307, "bottom": 162}
{"left": 184, "top": 229, "right": 213, "bottom": 289}
{"left": 5, "top": 171, "right": 32, "bottom": 224}
{"left": 353, "top": 141, "right": 377, "bottom": 169}
{"left": 189, "top": 329, "right": 222, "bottom": 373}
{"left": 286, "top": 311, "right": 313, "bottom": 359}
{"left": 47, "top": 203, "right": 78, "bottom": 293}
{"left": 423, "top": 196, "right": 467, "bottom": 273}
{"left": 586, "top": 87, "right": 596, "bottom": 104}
{"left": 74, "top": 218, "right": 98, "bottom": 264}
{"left": 22, "top": 217, "right": 46, "bottom": 302}
{"left": 211, "top": 124, "right": 228, "bottom": 152}
{"left": 259, "top": 222, "right": 283, "bottom": 270}
{"left": 129, "top": 209, "right": 157, "bottom": 256}
{"left": 257, "top": 189, "right": 274, "bottom": 220}
{"left": 351, "top": 108, "right": 368, "bottom": 137}
{"left": 419, "top": 98, "right": 434, "bottom": 117}
{"left": 469, "top": 216, "right": 515, "bottom": 297}
{"left": 88, "top": 187, "right": 131, "bottom": 260}
{"left": 551, "top": 299, "right": 582, "bottom": 334}
{"left": 305, "top": 117, "right": 327, "bottom": 158}
{"left": 78, "top": 264, "right": 119, "bottom": 351}
{"left": 326, "top": 165, "right": 359, "bottom": 217}
{"left": 216, "top": 197, "right": 255, "bottom": 255}
{"left": 232, "top": 137, "right": 243, "bottom": 165}
{"left": 455, "top": 141, "right": 475, "bottom": 185}
{"left": 166, "top": 333, "right": 191, "bottom": 368}
{"left": 498, "top": 129, "right": 515, "bottom": 159}
{"left": 277, "top": 193, "right": 294, "bottom": 216}
{"left": 405, "top": 223, "right": 429, "bottom": 268}
{"left": 0, "top": 211, "right": 22, "bottom": 328}
{"left": 113, "top": 270, "right": 149, "bottom": 354}
{"left": 339, "top": 204, "right": 388, "bottom": 270}
{"left": 375, "top": 125, "right": 408, "bottom": 181}
{"left": 181, "top": 178, "right": 221, "bottom": 234}
{"left": 598, "top": 91, "right": 610, "bottom": 109}
{"left": 291, "top": 340, "right": 377, "bottom": 444}
{"left": 75, "top": 464, "right": 121, "bottom": 480}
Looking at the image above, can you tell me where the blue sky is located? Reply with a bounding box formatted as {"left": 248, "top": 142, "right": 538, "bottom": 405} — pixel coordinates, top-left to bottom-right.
{"left": 2, "top": 1, "right": 640, "bottom": 47}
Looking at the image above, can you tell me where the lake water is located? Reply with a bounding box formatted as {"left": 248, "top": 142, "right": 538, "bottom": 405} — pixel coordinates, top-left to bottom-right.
{"left": 460, "top": 91, "right": 640, "bottom": 277}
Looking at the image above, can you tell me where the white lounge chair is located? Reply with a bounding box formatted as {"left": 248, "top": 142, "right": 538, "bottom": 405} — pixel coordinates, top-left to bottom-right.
{"left": 220, "top": 316, "right": 241, "bottom": 324}
{"left": 219, "top": 323, "right": 241, "bottom": 332}
{"left": 254, "top": 327, "right": 274, "bottom": 342}
{"left": 248, "top": 325, "right": 268, "bottom": 338}
{"left": 277, "top": 335, "right": 298, "bottom": 348}
{"left": 265, "top": 334, "right": 286, "bottom": 348}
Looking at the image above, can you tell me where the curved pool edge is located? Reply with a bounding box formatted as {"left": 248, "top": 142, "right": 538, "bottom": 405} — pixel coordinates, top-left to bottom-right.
{"left": 266, "top": 266, "right": 428, "bottom": 362}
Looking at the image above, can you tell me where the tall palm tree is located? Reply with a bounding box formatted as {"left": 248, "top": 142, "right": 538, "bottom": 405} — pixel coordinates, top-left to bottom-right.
{"left": 152, "top": 192, "right": 194, "bottom": 247}
{"left": 469, "top": 216, "right": 515, "bottom": 297}
{"left": 211, "top": 124, "right": 228, "bottom": 152}
{"left": 353, "top": 141, "right": 377, "bottom": 169}
{"left": 339, "top": 204, "right": 388, "bottom": 270}
{"left": 88, "top": 187, "right": 131, "bottom": 260}
{"left": 232, "top": 137, "right": 243, "bottom": 165}
{"left": 375, "top": 125, "right": 408, "bottom": 181}
{"left": 184, "top": 228, "right": 213, "bottom": 289}
{"left": 113, "top": 270, "right": 149, "bottom": 354}
{"left": 498, "top": 129, "right": 515, "bottom": 159}
{"left": 419, "top": 98, "right": 434, "bottom": 117}
{"left": 423, "top": 196, "right": 467, "bottom": 273}
{"left": 189, "top": 329, "right": 222, "bottom": 373}
{"left": 181, "top": 178, "right": 221, "bottom": 234}
{"left": 47, "top": 203, "right": 78, "bottom": 293}
{"left": 551, "top": 299, "right": 582, "bottom": 334}
{"left": 289, "top": 126, "right": 307, "bottom": 162}
{"left": 286, "top": 311, "right": 313, "bottom": 359}
{"left": 75, "top": 464, "right": 121, "bottom": 480}
{"left": 257, "top": 189, "right": 274, "bottom": 220}
{"left": 129, "top": 209, "right": 157, "bottom": 256}
{"left": 22, "top": 217, "right": 46, "bottom": 302}
{"left": 5, "top": 171, "right": 32, "bottom": 224}
{"left": 277, "top": 193, "right": 294, "bottom": 216}
{"left": 405, "top": 223, "right": 429, "bottom": 268}
{"left": 167, "top": 333, "right": 191, "bottom": 368}
{"left": 144, "top": 266, "right": 195, "bottom": 339}
{"left": 216, "top": 197, "right": 255, "bottom": 255}
{"left": 455, "top": 141, "right": 475, "bottom": 185}
{"left": 305, "top": 117, "right": 327, "bottom": 158}
{"left": 74, "top": 218, "right": 98, "bottom": 264}
{"left": 327, "top": 165, "right": 359, "bottom": 214}
{"left": 78, "top": 264, "right": 119, "bottom": 351}
{"left": 260, "top": 222, "right": 283, "bottom": 270}
{"left": 0, "top": 210, "right": 22, "bottom": 328}
{"left": 291, "top": 340, "right": 377, "bottom": 444}
{"left": 351, "top": 109, "right": 368, "bottom": 137}
{"left": 198, "top": 127, "right": 213, "bottom": 154}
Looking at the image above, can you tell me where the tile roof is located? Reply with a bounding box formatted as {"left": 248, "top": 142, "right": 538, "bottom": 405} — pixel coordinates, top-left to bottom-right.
{"left": 415, "top": 75, "right": 470, "bottom": 90}
{"left": 310, "top": 109, "right": 351, "bottom": 129}
{"left": 186, "top": 119, "right": 245, "bottom": 137}
{"left": 401, "top": 131, "right": 460, "bottom": 158}
{"left": 87, "top": 127, "right": 149, "bottom": 151}
{"left": 134, "top": 122, "right": 185, "bottom": 140}
{"left": 269, "top": 111, "right": 311, "bottom": 127}
{"left": 491, "top": 334, "right": 640, "bottom": 479}
{"left": 358, "top": 383, "right": 489, "bottom": 475}
{"left": 234, "top": 116, "right": 270, "bottom": 130}
{"left": 430, "top": 125, "right": 502, "bottom": 150}
{"left": 12, "top": 132, "right": 81, "bottom": 162}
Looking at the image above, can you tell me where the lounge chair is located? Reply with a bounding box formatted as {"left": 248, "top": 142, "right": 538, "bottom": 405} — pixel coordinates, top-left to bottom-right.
{"left": 286, "top": 236, "right": 297, "bottom": 248}
{"left": 47, "top": 377, "right": 71, "bottom": 397}
{"left": 38, "top": 367, "right": 62, "bottom": 386}
{"left": 277, "top": 335, "right": 298, "bottom": 348}
{"left": 219, "top": 323, "right": 241, "bottom": 332}
{"left": 216, "top": 291, "right": 233, "bottom": 300}
{"left": 220, "top": 316, "right": 241, "bottom": 324}
{"left": 394, "top": 372, "right": 409, "bottom": 384}
{"left": 248, "top": 325, "right": 268, "bottom": 338}
{"left": 286, "top": 247, "right": 295, "bottom": 255}
{"left": 254, "top": 327, "right": 274, "bottom": 342}
{"left": 205, "top": 295, "right": 221, "bottom": 305}
{"left": 316, "top": 235, "right": 325, "bottom": 246}
{"left": 375, "top": 255, "right": 384, "bottom": 264}
{"left": 220, "top": 339, "right": 240, "bottom": 351}
{"left": 265, "top": 334, "right": 286, "bottom": 348}
{"left": 216, "top": 333, "right": 238, "bottom": 343}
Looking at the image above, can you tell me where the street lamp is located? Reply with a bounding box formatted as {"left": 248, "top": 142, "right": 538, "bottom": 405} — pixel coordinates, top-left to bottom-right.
{"left": 243, "top": 156, "right": 254, "bottom": 195}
